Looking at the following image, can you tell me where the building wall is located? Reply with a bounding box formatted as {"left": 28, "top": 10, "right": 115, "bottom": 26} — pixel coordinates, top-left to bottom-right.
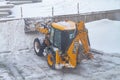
{"left": 6, "top": 0, "right": 42, "bottom": 5}
{"left": 53, "top": 9, "right": 120, "bottom": 22}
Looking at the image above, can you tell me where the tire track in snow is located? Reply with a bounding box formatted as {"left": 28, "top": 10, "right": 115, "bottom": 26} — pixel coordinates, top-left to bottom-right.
{"left": 0, "top": 62, "right": 15, "bottom": 80}
{"left": 91, "top": 49, "right": 120, "bottom": 65}
{"left": 29, "top": 53, "right": 63, "bottom": 80}
{"left": 29, "top": 49, "right": 120, "bottom": 80}
{"left": 4, "top": 63, "right": 25, "bottom": 80}
{"left": 0, "top": 49, "right": 120, "bottom": 80}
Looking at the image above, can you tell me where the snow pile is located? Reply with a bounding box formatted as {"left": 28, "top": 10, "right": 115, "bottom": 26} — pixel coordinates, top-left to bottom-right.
{"left": 0, "top": 19, "right": 44, "bottom": 52}
{"left": 11, "top": 0, "right": 120, "bottom": 18}
{"left": 86, "top": 19, "right": 120, "bottom": 53}
{"left": 0, "top": 1, "right": 7, "bottom": 5}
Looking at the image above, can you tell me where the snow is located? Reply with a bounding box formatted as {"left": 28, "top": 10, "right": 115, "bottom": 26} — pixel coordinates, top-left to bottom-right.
{"left": 86, "top": 19, "right": 120, "bottom": 53}
{"left": 0, "top": 18, "right": 120, "bottom": 80}
{"left": 0, "top": 1, "right": 7, "bottom": 5}
{"left": 0, "top": 19, "right": 44, "bottom": 52}
{"left": 0, "top": 48, "right": 120, "bottom": 80}
{"left": 0, "top": 0, "right": 120, "bottom": 79}
{"left": 10, "top": 0, "right": 120, "bottom": 18}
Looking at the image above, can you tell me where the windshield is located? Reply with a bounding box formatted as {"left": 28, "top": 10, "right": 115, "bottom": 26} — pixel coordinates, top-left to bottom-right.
{"left": 50, "top": 27, "right": 54, "bottom": 44}
{"left": 53, "top": 29, "right": 61, "bottom": 49}
{"left": 61, "top": 30, "right": 75, "bottom": 53}
{"left": 50, "top": 27, "right": 75, "bottom": 53}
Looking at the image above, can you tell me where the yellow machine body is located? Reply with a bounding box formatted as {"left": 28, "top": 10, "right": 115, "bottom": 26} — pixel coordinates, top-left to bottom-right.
{"left": 34, "top": 20, "right": 93, "bottom": 69}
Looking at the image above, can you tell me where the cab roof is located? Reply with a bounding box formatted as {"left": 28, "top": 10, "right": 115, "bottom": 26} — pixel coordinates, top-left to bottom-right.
{"left": 51, "top": 21, "right": 76, "bottom": 31}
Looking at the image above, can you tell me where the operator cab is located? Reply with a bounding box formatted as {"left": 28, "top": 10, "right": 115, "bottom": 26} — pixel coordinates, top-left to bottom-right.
{"left": 50, "top": 21, "right": 76, "bottom": 53}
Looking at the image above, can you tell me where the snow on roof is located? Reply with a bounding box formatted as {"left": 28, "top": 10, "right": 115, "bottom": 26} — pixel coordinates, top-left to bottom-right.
{"left": 57, "top": 21, "right": 71, "bottom": 27}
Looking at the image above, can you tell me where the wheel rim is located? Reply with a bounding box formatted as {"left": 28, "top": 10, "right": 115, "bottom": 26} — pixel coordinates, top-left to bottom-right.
{"left": 47, "top": 54, "right": 54, "bottom": 66}
{"left": 34, "top": 42, "right": 40, "bottom": 53}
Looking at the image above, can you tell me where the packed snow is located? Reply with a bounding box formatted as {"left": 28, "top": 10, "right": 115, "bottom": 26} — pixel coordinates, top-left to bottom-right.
{"left": 86, "top": 19, "right": 120, "bottom": 54}
{"left": 10, "top": 0, "right": 120, "bottom": 18}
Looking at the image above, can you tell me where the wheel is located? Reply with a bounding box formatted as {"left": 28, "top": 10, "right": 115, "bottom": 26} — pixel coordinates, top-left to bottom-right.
{"left": 34, "top": 38, "right": 44, "bottom": 56}
{"left": 47, "top": 50, "right": 56, "bottom": 69}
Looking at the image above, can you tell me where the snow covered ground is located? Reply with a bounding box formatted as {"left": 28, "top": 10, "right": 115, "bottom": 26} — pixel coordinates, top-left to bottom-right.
{"left": 0, "top": 0, "right": 120, "bottom": 80}
{"left": 0, "top": 49, "right": 120, "bottom": 80}
{"left": 0, "top": 18, "right": 120, "bottom": 80}
{"left": 86, "top": 19, "right": 120, "bottom": 54}
{"left": 10, "top": 0, "right": 120, "bottom": 18}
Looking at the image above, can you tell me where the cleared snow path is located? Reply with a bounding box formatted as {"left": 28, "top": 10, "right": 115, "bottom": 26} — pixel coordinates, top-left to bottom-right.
{"left": 86, "top": 19, "right": 120, "bottom": 53}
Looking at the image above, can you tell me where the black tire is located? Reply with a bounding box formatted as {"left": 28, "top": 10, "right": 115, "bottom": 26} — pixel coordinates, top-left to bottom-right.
{"left": 47, "top": 49, "right": 56, "bottom": 69}
{"left": 34, "top": 38, "right": 44, "bottom": 56}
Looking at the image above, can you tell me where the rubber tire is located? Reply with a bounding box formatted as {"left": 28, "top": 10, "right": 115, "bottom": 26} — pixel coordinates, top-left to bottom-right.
{"left": 47, "top": 50, "right": 56, "bottom": 69}
{"left": 34, "top": 38, "right": 44, "bottom": 56}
